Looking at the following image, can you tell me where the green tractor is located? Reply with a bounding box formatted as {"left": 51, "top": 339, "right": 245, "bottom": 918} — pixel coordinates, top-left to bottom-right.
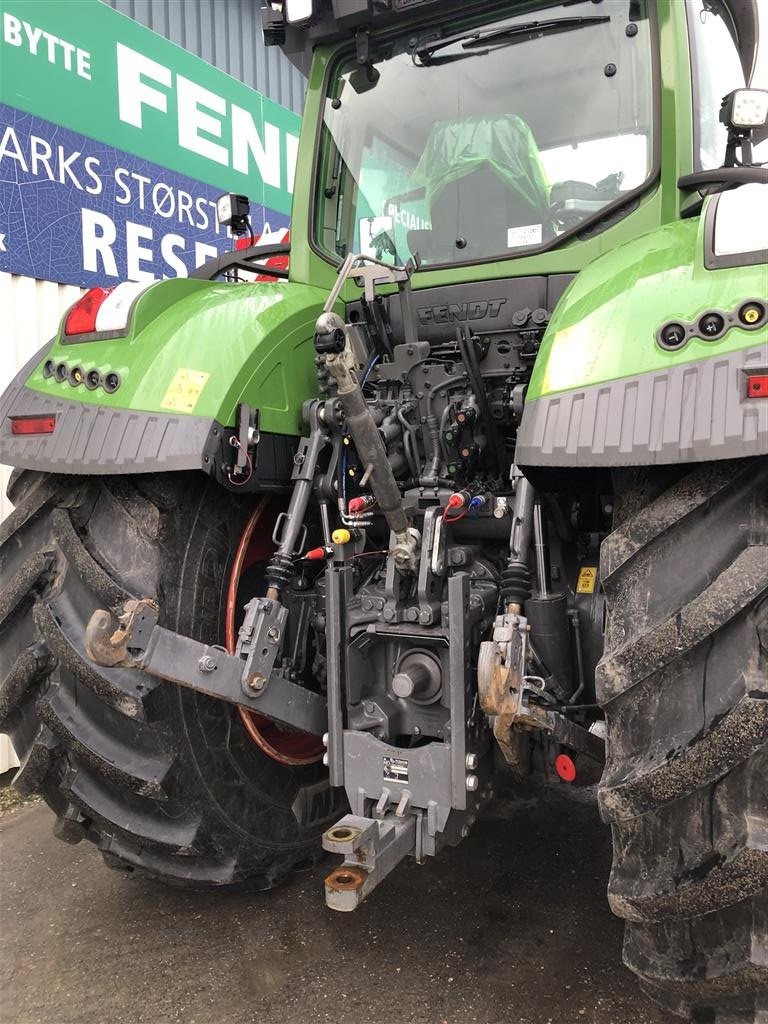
{"left": 1, "top": 0, "right": 766, "bottom": 1018}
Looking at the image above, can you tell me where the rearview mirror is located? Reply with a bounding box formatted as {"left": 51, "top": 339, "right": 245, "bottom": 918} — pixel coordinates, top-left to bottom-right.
{"left": 359, "top": 216, "right": 397, "bottom": 261}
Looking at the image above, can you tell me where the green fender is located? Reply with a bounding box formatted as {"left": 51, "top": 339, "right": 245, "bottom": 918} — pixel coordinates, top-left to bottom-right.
{"left": 517, "top": 197, "right": 768, "bottom": 467}
{"left": 0, "top": 279, "right": 333, "bottom": 477}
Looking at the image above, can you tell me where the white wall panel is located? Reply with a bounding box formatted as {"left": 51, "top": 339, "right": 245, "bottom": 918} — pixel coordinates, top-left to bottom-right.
{"left": 0, "top": 274, "right": 83, "bottom": 772}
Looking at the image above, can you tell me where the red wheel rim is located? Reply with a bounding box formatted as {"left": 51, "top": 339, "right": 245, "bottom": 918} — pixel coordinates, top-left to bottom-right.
{"left": 227, "top": 499, "right": 325, "bottom": 766}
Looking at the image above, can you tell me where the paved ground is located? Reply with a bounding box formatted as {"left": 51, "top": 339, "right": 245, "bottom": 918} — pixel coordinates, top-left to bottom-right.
{"left": 1, "top": 787, "right": 668, "bottom": 1024}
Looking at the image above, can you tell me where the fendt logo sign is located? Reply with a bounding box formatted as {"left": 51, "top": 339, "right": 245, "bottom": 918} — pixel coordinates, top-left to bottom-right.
{"left": 0, "top": 0, "right": 300, "bottom": 287}
{"left": 417, "top": 298, "right": 507, "bottom": 326}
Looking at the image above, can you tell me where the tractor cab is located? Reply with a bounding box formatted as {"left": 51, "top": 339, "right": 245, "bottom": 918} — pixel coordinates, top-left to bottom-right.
{"left": 264, "top": 0, "right": 764, "bottom": 286}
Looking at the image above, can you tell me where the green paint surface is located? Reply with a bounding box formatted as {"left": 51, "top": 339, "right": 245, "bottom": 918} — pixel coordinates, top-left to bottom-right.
{"left": 526, "top": 209, "right": 768, "bottom": 400}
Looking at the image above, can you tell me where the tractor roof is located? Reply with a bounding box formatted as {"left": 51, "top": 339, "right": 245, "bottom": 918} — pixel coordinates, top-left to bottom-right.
{"left": 262, "top": 0, "right": 760, "bottom": 84}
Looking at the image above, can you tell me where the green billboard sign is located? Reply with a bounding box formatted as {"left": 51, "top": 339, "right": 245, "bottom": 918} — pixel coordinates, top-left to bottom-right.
{"left": 0, "top": 0, "right": 300, "bottom": 217}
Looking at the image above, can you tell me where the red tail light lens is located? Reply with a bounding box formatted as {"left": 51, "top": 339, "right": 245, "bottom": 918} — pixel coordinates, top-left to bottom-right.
{"left": 746, "top": 374, "right": 768, "bottom": 398}
{"left": 10, "top": 415, "right": 57, "bottom": 436}
{"left": 64, "top": 288, "right": 114, "bottom": 336}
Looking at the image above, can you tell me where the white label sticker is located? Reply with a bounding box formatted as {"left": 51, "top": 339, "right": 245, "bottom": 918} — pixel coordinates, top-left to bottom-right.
{"left": 383, "top": 756, "right": 409, "bottom": 783}
{"left": 507, "top": 224, "right": 542, "bottom": 248}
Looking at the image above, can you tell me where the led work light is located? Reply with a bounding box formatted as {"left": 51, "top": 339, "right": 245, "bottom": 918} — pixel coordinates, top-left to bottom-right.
{"left": 216, "top": 193, "right": 251, "bottom": 235}
{"left": 720, "top": 88, "right": 768, "bottom": 130}
{"left": 285, "top": 0, "right": 314, "bottom": 24}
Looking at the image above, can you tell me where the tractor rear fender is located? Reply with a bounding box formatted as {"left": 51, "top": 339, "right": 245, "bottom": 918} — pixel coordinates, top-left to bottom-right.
{"left": 0, "top": 278, "right": 334, "bottom": 480}
{"left": 517, "top": 184, "right": 768, "bottom": 468}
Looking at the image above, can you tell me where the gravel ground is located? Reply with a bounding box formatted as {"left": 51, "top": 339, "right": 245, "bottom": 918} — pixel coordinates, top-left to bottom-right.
{"left": 0, "top": 785, "right": 668, "bottom": 1024}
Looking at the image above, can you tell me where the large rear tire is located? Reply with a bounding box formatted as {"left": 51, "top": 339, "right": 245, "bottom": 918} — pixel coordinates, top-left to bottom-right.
{"left": 598, "top": 459, "right": 768, "bottom": 1021}
{"left": 0, "top": 470, "right": 341, "bottom": 889}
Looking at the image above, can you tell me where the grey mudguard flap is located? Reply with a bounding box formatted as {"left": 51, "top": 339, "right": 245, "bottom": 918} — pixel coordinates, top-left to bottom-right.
{"left": 0, "top": 382, "right": 213, "bottom": 474}
{"left": 516, "top": 346, "right": 768, "bottom": 468}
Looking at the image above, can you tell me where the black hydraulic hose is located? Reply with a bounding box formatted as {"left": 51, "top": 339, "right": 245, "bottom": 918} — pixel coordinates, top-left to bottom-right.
{"left": 419, "top": 373, "right": 469, "bottom": 486}
{"left": 456, "top": 327, "right": 501, "bottom": 476}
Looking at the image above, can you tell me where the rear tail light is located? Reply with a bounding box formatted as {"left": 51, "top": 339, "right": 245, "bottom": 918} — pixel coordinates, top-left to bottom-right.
{"left": 63, "top": 281, "right": 152, "bottom": 337}
{"left": 64, "top": 288, "right": 114, "bottom": 335}
{"left": 746, "top": 374, "right": 768, "bottom": 398}
{"left": 10, "top": 415, "right": 56, "bottom": 436}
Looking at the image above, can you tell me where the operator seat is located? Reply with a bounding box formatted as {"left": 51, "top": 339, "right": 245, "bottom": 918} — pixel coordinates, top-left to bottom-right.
{"left": 408, "top": 115, "right": 552, "bottom": 262}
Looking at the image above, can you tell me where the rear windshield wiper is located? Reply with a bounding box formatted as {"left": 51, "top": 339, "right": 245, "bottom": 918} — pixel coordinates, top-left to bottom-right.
{"left": 413, "top": 16, "right": 610, "bottom": 65}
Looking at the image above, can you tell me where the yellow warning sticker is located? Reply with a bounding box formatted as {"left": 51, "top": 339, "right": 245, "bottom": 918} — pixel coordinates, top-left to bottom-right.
{"left": 161, "top": 369, "right": 210, "bottom": 413}
{"left": 576, "top": 566, "right": 598, "bottom": 594}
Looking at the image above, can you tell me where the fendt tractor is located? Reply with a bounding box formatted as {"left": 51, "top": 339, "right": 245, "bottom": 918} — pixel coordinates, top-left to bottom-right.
{"left": 1, "top": 0, "right": 767, "bottom": 1018}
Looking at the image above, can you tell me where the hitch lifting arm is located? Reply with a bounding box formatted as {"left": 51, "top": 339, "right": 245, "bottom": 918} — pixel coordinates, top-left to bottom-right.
{"left": 84, "top": 598, "right": 327, "bottom": 736}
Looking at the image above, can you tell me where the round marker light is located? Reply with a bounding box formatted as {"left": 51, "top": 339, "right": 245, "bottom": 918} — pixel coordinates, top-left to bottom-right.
{"left": 699, "top": 312, "right": 725, "bottom": 339}
{"left": 555, "top": 754, "right": 577, "bottom": 783}
{"left": 739, "top": 301, "right": 765, "bottom": 327}
{"left": 660, "top": 322, "right": 686, "bottom": 349}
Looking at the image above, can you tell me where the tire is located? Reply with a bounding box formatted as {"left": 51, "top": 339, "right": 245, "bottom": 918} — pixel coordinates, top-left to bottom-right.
{"left": 0, "top": 470, "right": 342, "bottom": 889}
{"left": 597, "top": 459, "right": 768, "bottom": 1022}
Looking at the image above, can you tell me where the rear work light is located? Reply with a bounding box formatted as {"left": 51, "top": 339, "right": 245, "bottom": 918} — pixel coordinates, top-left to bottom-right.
{"left": 10, "top": 415, "right": 56, "bottom": 435}
{"left": 63, "top": 281, "right": 152, "bottom": 337}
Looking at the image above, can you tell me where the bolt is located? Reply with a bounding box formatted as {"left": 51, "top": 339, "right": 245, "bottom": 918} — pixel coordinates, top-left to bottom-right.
{"left": 246, "top": 673, "right": 267, "bottom": 693}
{"left": 322, "top": 752, "right": 329, "bottom": 767}
{"left": 465, "top": 774, "right": 479, "bottom": 792}
{"left": 413, "top": 726, "right": 421, "bottom": 736}
{"left": 266, "top": 626, "right": 281, "bottom": 644}
{"left": 198, "top": 655, "right": 216, "bottom": 673}
{"left": 322, "top": 732, "right": 329, "bottom": 748}
{"left": 465, "top": 753, "right": 478, "bottom": 770}
{"left": 364, "top": 702, "right": 376, "bottom": 715}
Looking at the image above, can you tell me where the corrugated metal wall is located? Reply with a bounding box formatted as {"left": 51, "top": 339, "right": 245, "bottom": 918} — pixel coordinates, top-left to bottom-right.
{"left": 0, "top": 275, "right": 85, "bottom": 772}
{"left": 0, "top": 274, "right": 85, "bottom": 524}
{"left": 101, "top": 0, "right": 307, "bottom": 114}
